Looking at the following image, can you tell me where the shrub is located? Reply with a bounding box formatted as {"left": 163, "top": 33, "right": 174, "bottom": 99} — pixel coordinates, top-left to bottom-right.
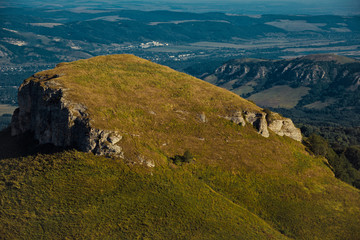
{"left": 183, "top": 150, "right": 193, "bottom": 163}
{"left": 170, "top": 150, "right": 194, "bottom": 165}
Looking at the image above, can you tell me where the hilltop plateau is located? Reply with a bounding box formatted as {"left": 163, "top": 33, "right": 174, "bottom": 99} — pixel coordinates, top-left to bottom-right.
{"left": 0, "top": 55, "right": 359, "bottom": 239}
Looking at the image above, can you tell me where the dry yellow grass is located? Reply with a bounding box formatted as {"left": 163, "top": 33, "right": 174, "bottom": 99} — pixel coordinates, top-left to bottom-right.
{"left": 27, "top": 54, "right": 267, "bottom": 165}
{"left": 12, "top": 54, "right": 360, "bottom": 239}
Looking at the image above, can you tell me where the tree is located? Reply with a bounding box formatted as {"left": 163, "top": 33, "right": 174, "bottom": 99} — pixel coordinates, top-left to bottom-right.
{"left": 307, "top": 134, "right": 328, "bottom": 156}
{"left": 345, "top": 146, "right": 360, "bottom": 170}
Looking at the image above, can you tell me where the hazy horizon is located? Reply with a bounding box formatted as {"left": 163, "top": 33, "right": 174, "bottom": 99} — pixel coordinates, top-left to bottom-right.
{"left": 1, "top": 0, "right": 360, "bottom": 15}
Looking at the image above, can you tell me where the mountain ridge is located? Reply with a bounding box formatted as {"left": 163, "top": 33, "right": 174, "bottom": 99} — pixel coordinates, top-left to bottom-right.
{"left": 10, "top": 54, "right": 302, "bottom": 159}
{"left": 205, "top": 53, "right": 360, "bottom": 110}
{"left": 1, "top": 54, "right": 359, "bottom": 239}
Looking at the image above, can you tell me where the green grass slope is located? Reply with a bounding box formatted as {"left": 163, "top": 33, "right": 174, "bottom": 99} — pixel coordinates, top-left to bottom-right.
{"left": 1, "top": 54, "right": 360, "bottom": 239}
{"left": 0, "top": 150, "right": 289, "bottom": 240}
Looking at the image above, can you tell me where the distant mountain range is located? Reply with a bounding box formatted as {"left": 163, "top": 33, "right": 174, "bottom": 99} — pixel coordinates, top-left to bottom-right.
{"left": 2, "top": 0, "right": 359, "bottom": 15}
{"left": 203, "top": 54, "right": 360, "bottom": 123}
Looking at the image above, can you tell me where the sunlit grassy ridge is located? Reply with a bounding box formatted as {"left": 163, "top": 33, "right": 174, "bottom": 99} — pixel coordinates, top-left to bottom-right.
{"left": 34, "top": 54, "right": 260, "bottom": 130}
{"left": 30, "top": 54, "right": 263, "bottom": 163}
{"left": 2, "top": 54, "right": 359, "bottom": 239}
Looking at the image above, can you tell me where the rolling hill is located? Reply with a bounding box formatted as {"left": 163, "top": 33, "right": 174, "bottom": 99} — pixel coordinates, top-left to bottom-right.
{"left": 0, "top": 54, "right": 359, "bottom": 239}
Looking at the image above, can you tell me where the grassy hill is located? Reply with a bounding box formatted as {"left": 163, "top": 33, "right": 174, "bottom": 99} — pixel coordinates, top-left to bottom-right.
{"left": 1, "top": 55, "right": 360, "bottom": 239}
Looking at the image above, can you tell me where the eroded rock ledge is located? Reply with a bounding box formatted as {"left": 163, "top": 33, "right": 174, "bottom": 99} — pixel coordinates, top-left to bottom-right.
{"left": 223, "top": 110, "right": 302, "bottom": 141}
{"left": 11, "top": 76, "right": 124, "bottom": 158}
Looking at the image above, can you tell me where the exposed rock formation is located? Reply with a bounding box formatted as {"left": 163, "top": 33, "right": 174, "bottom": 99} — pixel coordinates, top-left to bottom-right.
{"left": 11, "top": 75, "right": 124, "bottom": 158}
{"left": 199, "top": 112, "right": 207, "bottom": 123}
{"left": 138, "top": 155, "right": 155, "bottom": 168}
{"left": 244, "top": 111, "right": 269, "bottom": 138}
{"left": 268, "top": 118, "right": 302, "bottom": 142}
{"left": 224, "top": 110, "right": 301, "bottom": 141}
{"left": 223, "top": 111, "right": 246, "bottom": 126}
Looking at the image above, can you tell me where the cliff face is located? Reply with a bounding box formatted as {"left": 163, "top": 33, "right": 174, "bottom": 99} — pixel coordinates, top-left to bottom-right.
{"left": 11, "top": 75, "right": 124, "bottom": 158}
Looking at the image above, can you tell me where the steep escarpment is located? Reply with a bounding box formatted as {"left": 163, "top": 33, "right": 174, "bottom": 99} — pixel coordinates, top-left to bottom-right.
{"left": 11, "top": 54, "right": 301, "bottom": 159}
{"left": 11, "top": 75, "right": 123, "bottom": 158}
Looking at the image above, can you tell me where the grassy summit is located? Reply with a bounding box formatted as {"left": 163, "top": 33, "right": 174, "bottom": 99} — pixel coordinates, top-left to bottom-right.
{"left": 27, "top": 54, "right": 262, "bottom": 165}
{"left": 1, "top": 54, "right": 360, "bottom": 239}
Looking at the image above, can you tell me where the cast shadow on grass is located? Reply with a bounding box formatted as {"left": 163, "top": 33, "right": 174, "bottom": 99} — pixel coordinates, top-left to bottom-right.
{"left": 0, "top": 127, "right": 69, "bottom": 160}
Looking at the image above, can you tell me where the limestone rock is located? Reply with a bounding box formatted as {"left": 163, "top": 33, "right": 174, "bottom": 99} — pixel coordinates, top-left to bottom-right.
{"left": 138, "top": 155, "right": 155, "bottom": 168}
{"left": 199, "top": 112, "right": 207, "bottom": 123}
{"left": 268, "top": 119, "right": 302, "bottom": 142}
{"left": 244, "top": 111, "right": 269, "bottom": 138}
{"left": 11, "top": 75, "right": 124, "bottom": 158}
{"left": 244, "top": 111, "right": 257, "bottom": 125}
{"left": 223, "top": 111, "right": 246, "bottom": 126}
{"left": 256, "top": 114, "right": 270, "bottom": 138}
{"left": 224, "top": 110, "right": 301, "bottom": 141}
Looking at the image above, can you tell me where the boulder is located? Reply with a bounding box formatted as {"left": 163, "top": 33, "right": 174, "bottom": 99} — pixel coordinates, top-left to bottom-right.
{"left": 268, "top": 119, "right": 302, "bottom": 142}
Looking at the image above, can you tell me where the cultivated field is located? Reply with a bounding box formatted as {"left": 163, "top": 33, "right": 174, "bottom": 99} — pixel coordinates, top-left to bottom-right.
{"left": 0, "top": 104, "right": 16, "bottom": 116}
{"left": 248, "top": 85, "right": 310, "bottom": 108}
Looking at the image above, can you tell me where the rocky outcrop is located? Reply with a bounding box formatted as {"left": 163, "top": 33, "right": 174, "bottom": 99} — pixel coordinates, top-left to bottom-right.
{"left": 89, "top": 129, "right": 124, "bottom": 158}
{"left": 199, "top": 112, "right": 207, "bottom": 123}
{"left": 224, "top": 110, "right": 301, "bottom": 141}
{"left": 11, "top": 75, "right": 124, "bottom": 158}
{"left": 223, "top": 111, "right": 246, "bottom": 126}
{"left": 268, "top": 118, "right": 302, "bottom": 142}
{"left": 244, "top": 111, "right": 269, "bottom": 138}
